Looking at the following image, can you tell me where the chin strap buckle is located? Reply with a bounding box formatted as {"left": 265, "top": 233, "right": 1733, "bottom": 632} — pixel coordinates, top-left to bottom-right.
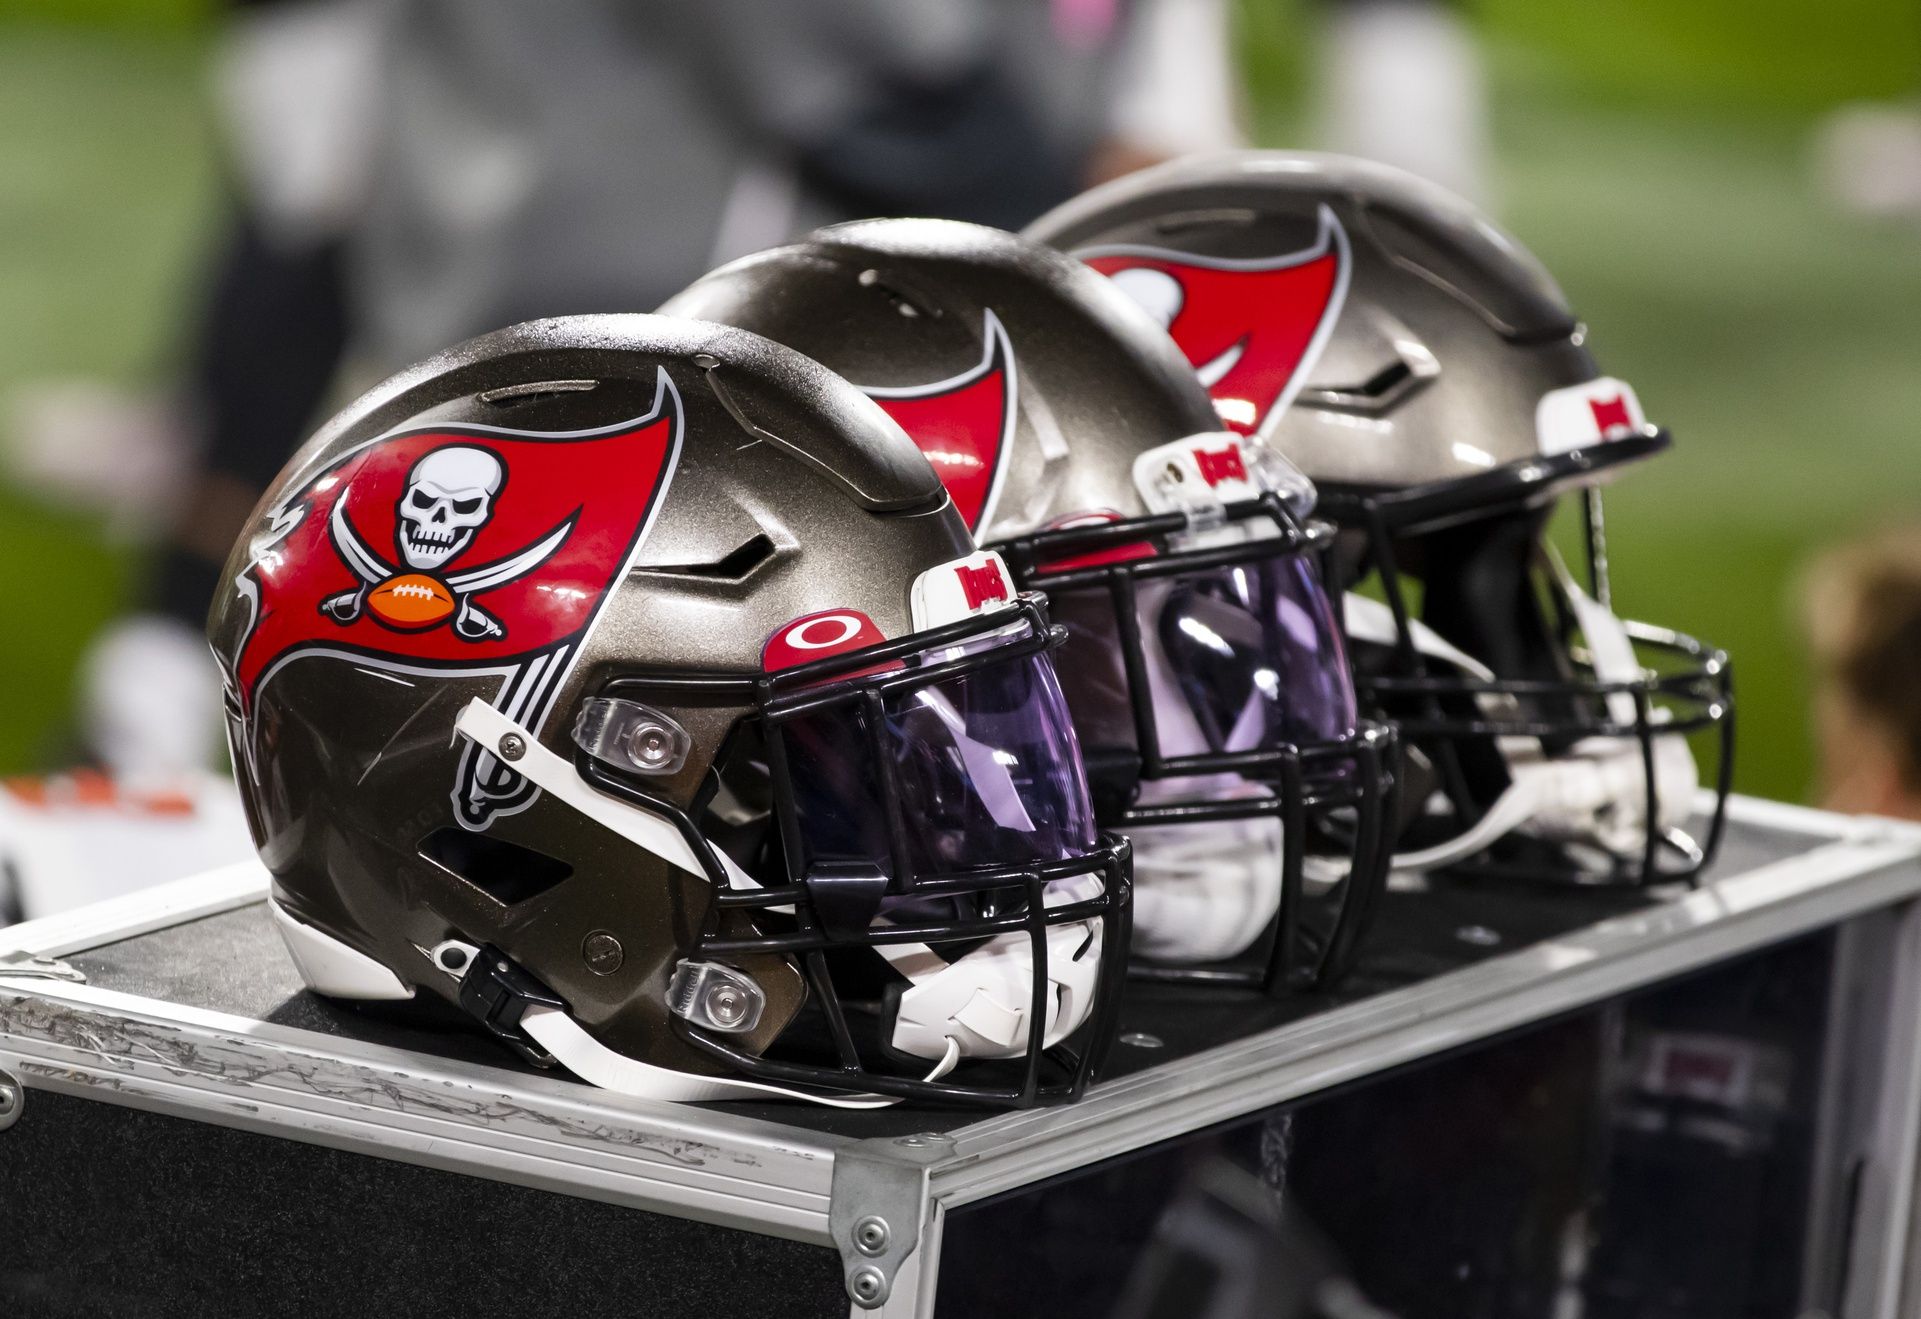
{"left": 457, "top": 944, "right": 567, "bottom": 1068}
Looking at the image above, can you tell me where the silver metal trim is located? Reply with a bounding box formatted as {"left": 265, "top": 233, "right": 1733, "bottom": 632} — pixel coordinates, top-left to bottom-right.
{"left": 830, "top": 1134, "right": 954, "bottom": 1309}
{"left": 0, "top": 979, "right": 848, "bottom": 1243}
{"left": 0, "top": 860, "right": 271, "bottom": 959}
{"left": 929, "top": 824, "right": 1921, "bottom": 1214}
{"left": 0, "top": 1061, "right": 20, "bottom": 1132}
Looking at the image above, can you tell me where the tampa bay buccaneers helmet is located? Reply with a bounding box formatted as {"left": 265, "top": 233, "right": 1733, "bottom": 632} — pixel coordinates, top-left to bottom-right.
{"left": 208, "top": 313, "right": 1129, "bottom": 1108}
{"left": 665, "top": 220, "right": 1397, "bottom": 994}
{"left": 1030, "top": 152, "right": 1732, "bottom": 885}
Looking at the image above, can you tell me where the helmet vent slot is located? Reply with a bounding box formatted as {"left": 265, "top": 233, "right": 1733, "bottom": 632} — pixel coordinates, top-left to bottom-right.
{"left": 1297, "top": 356, "right": 1434, "bottom": 415}
{"left": 477, "top": 379, "right": 599, "bottom": 406}
{"left": 418, "top": 827, "right": 573, "bottom": 906}
{"left": 857, "top": 268, "right": 941, "bottom": 320}
{"left": 646, "top": 533, "right": 778, "bottom": 583}
{"left": 1152, "top": 207, "right": 1257, "bottom": 236}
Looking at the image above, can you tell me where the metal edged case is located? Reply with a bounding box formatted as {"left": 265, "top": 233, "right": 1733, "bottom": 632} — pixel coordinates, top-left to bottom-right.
{"left": 4, "top": 795, "right": 1921, "bottom": 1319}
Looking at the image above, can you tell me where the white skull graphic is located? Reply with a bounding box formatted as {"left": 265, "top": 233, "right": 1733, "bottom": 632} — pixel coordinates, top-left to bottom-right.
{"left": 397, "top": 445, "right": 503, "bottom": 570}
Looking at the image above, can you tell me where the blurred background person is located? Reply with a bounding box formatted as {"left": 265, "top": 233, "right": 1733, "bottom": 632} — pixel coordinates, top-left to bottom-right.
{"left": 1798, "top": 525, "right": 1921, "bottom": 820}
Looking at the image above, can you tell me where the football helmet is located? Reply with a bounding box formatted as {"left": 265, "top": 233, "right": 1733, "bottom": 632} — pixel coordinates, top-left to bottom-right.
{"left": 207, "top": 313, "right": 1129, "bottom": 1108}
{"left": 665, "top": 220, "right": 1397, "bottom": 993}
{"left": 1030, "top": 151, "right": 1732, "bottom": 885}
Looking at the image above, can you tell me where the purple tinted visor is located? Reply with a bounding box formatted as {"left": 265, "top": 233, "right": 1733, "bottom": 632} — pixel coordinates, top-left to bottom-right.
{"left": 1151, "top": 555, "right": 1358, "bottom": 755}
{"left": 774, "top": 623, "right": 1098, "bottom": 883}
{"left": 1048, "top": 552, "right": 1358, "bottom": 770}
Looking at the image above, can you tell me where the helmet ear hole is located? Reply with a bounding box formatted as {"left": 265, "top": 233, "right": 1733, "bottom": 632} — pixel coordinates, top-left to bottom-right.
{"left": 419, "top": 827, "right": 573, "bottom": 906}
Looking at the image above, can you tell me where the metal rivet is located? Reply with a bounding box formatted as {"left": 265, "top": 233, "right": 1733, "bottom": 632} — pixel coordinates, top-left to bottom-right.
{"left": 706, "top": 983, "right": 747, "bottom": 1026}
{"left": 0, "top": 1070, "right": 21, "bottom": 1132}
{"left": 849, "top": 1266, "right": 888, "bottom": 1307}
{"left": 582, "top": 932, "right": 624, "bottom": 975}
{"left": 853, "top": 1215, "right": 890, "bottom": 1256}
{"left": 439, "top": 947, "right": 468, "bottom": 971}
{"left": 1456, "top": 924, "right": 1501, "bottom": 948}
{"left": 1119, "top": 1031, "right": 1164, "bottom": 1049}
{"left": 497, "top": 733, "right": 526, "bottom": 762}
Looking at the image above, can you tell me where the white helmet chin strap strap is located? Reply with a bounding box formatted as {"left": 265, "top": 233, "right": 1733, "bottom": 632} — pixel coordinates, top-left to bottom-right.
{"left": 1341, "top": 587, "right": 1697, "bottom": 876}
{"left": 453, "top": 701, "right": 758, "bottom": 891}
{"left": 447, "top": 699, "right": 1065, "bottom": 1106}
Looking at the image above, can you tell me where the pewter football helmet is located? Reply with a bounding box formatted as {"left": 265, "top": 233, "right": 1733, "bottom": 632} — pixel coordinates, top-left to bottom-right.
{"left": 210, "top": 313, "right": 1129, "bottom": 1107}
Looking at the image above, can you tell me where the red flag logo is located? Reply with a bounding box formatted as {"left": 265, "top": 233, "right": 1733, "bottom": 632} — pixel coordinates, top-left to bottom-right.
{"left": 1193, "top": 443, "right": 1249, "bottom": 488}
{"left": 1081, "top": 205, "right": 1349, "bottom": 438}
{"left": 858, "top": 310, "right": 1015, "bottom": 531}
{"left": 220, "top": 371, "right": 684, "bottom": 828}
{"left": 1588, "top": 394, "right": 1633, "bottom": 435}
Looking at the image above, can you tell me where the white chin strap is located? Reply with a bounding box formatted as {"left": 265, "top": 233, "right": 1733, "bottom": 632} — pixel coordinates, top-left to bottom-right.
{"left": 317, "top": 699, "right": 1087, "bottom": 1106}
{"left": 1341, "top": 587, "right": 1699, "bottom": 876}
{"left": 1122, "top": 582, "right": 1287, "bottom": 965}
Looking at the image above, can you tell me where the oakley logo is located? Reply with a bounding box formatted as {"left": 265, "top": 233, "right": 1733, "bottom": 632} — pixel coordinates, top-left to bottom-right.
{"left": 956, "top": 562, "right": 1011, "bottom": 610}
{"left": 763, "top": 609, "right": 888, "bottom": 672}
{"left": 1193, "top": 444, "right": 1249, "bottom": 488}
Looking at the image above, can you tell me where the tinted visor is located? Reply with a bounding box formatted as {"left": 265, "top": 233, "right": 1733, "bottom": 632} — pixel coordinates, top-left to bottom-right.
{"left": 775, "top": 624, "right": 1097, "bottom": 883}
{"left": 1049, "top": 552, "right": 1358, "bottom": 777}
{"left": 1154, "top": 556, "right": 1358, "bottom": 755}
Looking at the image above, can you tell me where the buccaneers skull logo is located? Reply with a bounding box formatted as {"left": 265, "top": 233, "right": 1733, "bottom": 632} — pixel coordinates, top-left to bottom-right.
{"left": 1078, "top": 204, "right": 1350, "bottom": 439}
{"left": 221, "top": 370, "right": 683, "bottom": 829}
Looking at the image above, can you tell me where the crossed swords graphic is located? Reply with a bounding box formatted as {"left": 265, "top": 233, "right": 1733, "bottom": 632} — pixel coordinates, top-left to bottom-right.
{"left": 320, "top": 497, "right": 574, "bottom": 642}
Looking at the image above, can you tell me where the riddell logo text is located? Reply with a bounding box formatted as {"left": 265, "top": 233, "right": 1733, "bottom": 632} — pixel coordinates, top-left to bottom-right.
{"left": 956, "top": 563, "right": 1010, "bottom": 610}
{"left": 1194, "top": 445, "right": 1248, "bottom": 487}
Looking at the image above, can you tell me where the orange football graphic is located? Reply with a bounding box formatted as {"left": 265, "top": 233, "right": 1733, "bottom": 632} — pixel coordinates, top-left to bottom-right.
{"left": 369, "top": 573, "right": 456, "bottom": 630}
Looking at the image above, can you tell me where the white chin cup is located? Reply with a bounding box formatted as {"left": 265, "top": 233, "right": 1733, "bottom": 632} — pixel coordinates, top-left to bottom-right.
{"left": 1127, "top": 787, "right": 1284, "bottom": 964}
{"left": 884, "top": 874, "right": 1105, "bottom": 1062}
{"left": 1513, "top": 733, "right": 1699, "bottom": 859}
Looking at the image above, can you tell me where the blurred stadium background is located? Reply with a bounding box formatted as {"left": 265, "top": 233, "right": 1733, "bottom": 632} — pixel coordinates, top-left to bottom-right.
{"left": 1, "top": 0, "right": 1917, "bottom": 806}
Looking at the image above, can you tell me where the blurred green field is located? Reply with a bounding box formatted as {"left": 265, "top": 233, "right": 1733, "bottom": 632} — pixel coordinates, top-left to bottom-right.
{"left": 1, "top": 4, "right": 1918, "bottom": 805}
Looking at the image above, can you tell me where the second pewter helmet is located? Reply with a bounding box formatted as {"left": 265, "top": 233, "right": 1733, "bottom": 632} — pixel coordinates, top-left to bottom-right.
{"left": 207, "top": 312, "right": 1129, "bottom": 1108}
{"left": 1030, "top": 151, "right": 1732, "bottom": 885}
{"left": 665, "top": 219, "right": 1398, "bottom": 994}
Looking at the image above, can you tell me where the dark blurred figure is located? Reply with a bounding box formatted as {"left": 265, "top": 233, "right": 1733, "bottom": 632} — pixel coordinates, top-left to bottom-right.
{"left": 81, "top": 0, "right": 1241, "bottom": 779}
{"left": 1798, "top": 525, "right": 1921, "bottom": 819}
{"left": 1315, "top": 0, "right": 1490, "bottom": 205}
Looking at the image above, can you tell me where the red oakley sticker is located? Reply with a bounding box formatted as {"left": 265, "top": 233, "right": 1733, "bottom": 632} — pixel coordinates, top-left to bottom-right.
{"left": 858, "top": 310, "right": 1016, "bottom": 531}
{"left": 1081, "top": 205, "right": 1349, "bottom": 438}
{"left": 219, "top": 371, "right": 683, "bottom": 829}
{"left": 762, "top": 609, "right": 890, "bottom": 673}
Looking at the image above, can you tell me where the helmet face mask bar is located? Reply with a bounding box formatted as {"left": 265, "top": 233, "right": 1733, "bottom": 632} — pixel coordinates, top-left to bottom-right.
{"left": 1322, "top": 441, "right": 1733, "bottom": 887}
{"left": 566, "top": 594, "right": 1131, "bottom": 1108}
{"left": 998, "top": 488, "right": 1398, "bottom": 990}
